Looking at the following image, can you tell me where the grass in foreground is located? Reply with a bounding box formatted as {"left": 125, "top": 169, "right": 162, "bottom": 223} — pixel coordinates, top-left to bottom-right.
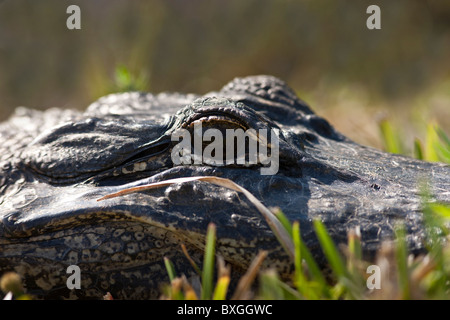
{"left": 379, "top": 119, "right": 450, "bottom": 164}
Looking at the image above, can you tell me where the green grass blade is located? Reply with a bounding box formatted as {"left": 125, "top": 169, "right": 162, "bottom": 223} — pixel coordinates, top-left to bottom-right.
{"left": 164, "top": 257, "right": 177, "bottom": 282}
{"left": 292, "top": 221, "right": 321, "bottom": 299}
{"left": 274, "top": 280, "right": 305, "bottom": 300}
{"left": 201, "top": 223, "right": 216, "bottom": 300}
{"left": 421, "top": 196, "right": 450, "bottom": 296}
{"left": 292, "top": 222, "right": 305, "bottom": 295}
{"left": 274, "top": 213, "right": 329, "bottom": 297}
{"left": 429, "top": 203, "right": 450, "bottom": 220}
{"left": 212, "top": 276, "right": 230, "bottom": 300}
{"left": 298, "top": 236, "right": 330, "bottom": 298}
{"left": 274, "top": 208, "right": 293, "bottom": 238}
{"left": 292, "top": 222, "right": 302, "bottom": 276}
{"left": 313, "top": 220, "right": 347, "bottom": 279}
{"left": 115, "top": 66, "right": 131, "bottom": 89}
{"left": 258, "top": 270, "right": 285, "bottom": 300}
{"left": 113, "top": 65, "right": 149, "bottom": 92}
{"left": 436, "top": 144, "right": 450, "bottom": 164}
{"left": 436, "top": 127, "right": 450, "bottom": 148}
{"left": 395, "top": 225, "right": 411, "bottom": 300}
{"left": 379, "top": 119, "right": 403, "bottom": 154}
{"left": 213, "top": 256, "right": 230, "bottom": 300}
{"left": 258, "top": 272, "right": 304, "bottom": 300}
{"left": 425, "top": 123, "right": 440, "bottom": 162}
{"left": 414, "top": 138, "right": 424, "bottom": 160}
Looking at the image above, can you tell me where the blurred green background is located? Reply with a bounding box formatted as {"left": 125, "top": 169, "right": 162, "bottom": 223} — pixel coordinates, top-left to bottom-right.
{"left": 0, "top": 0, "right": 449, "bottom": 149}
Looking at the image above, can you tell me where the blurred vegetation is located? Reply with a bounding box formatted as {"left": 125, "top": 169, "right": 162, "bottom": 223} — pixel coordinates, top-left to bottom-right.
{"left": 379, "top": 119, "right": 450, "bottom": 163}
{"left": 0, "top": 0, "right": 449, "bottom": 149}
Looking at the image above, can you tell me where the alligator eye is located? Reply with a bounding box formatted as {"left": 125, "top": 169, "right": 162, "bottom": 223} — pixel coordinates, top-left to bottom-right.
{"left": 184, "top": 113, "right": 249, "bottom": 133}
{"left": 176, "top": 113, "right": 270, "bottom": 168}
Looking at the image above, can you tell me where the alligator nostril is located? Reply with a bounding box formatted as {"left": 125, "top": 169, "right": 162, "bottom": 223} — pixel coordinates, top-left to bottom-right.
{"left": 370, "top": 183, "right": 381, "bottom": 190}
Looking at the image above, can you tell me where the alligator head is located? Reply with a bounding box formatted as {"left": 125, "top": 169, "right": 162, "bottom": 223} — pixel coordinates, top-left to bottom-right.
{"left": 0, "top": 75, "right": 448, "bottom": 299}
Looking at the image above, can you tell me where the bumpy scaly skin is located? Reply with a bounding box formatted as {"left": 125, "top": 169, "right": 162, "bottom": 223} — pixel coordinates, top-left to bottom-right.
{"left": 0, "top": 76, "right": 449, "bottom": 299}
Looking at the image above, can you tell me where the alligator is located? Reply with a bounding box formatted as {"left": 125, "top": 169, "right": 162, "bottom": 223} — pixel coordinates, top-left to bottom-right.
{"left": 0, "top": 75, "right": 448, "bottom": 299}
